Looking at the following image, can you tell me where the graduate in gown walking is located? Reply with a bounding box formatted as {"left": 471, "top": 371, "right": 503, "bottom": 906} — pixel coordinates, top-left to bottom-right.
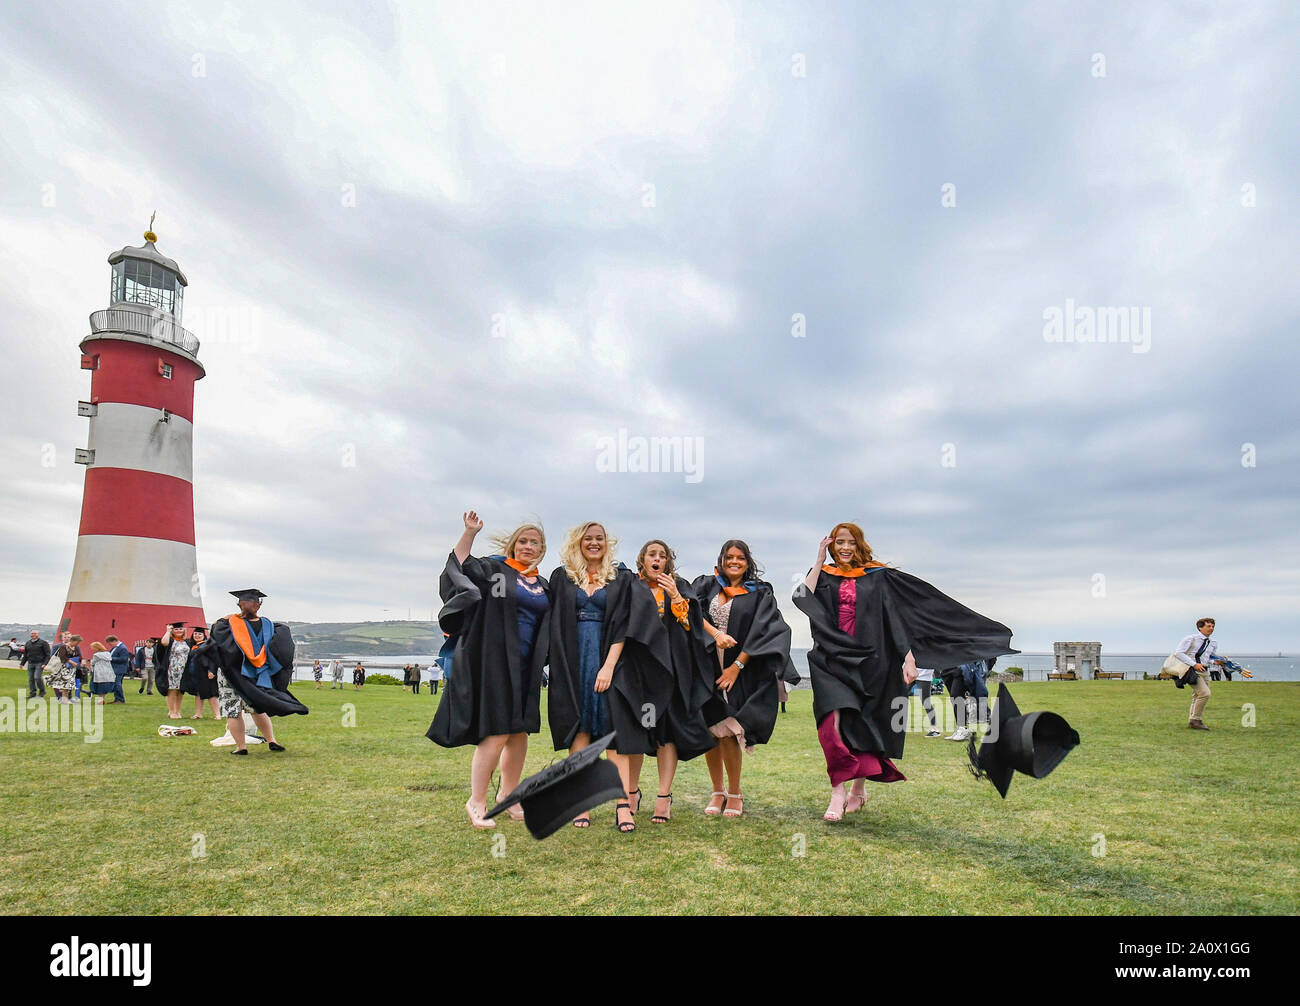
{"left": 795, "top": 522, "right": 1016, "bottom": 822}
{"left": 692, "top": 540, "right": 798, "bottom": 818}
{"left": 205, "top": 588, "right": 304, "bottom": 755}
{"left": 427, "top": 511, "right": 551, "bottom": 830}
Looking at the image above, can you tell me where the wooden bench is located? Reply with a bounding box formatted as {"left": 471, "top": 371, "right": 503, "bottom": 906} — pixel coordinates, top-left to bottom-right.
{"left": 1047, "top": 671, "right": 1077, "bottom": 680}
{"left": 1095, "top": 671, "right": 1124, "bottom": 680}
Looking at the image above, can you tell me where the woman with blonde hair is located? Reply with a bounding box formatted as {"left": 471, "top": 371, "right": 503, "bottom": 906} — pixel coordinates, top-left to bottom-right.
{"left": 795, "top": 522, "right": 1016, "bottom": 822}
{"left": 428, "top": 511, "right": 552, "bottom": 829}
{"left": 89, "top": 641, "right": 116, "bottom": 704}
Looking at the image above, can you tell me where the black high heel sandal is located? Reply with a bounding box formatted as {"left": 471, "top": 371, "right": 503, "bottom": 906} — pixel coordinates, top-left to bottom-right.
{"left": 651, "top": 792, "right": 673, "bottom": 824}
{"left": 614, "top": 800, "right": 636, "bottom": 833}
{"left": 629, "top": 788, "right": 642, "bottom": 815}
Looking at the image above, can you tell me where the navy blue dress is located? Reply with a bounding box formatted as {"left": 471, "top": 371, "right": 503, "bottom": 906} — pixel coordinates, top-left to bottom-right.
{"left": 576, "top": 587, "right": 612, "bottom": 737}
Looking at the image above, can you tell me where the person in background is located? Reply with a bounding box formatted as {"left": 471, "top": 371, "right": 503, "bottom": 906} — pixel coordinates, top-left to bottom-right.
{"left": 156, "top": 622, "right": 191, "bottom": 719}
{"left": 6, "top": 637, "right": 21, "bottom": 661}
{"left": 410, "top": 664, "right": 422, "bottom": 695}
{"left": 331, "top": 658, "right": 345, "bottom": 689}
{"left": 428, "top": 657, "right": 442, "bottom": 695}
{"left": 312, "top": 660, "right": 323, "bottom": 689}
{"left": 68, "top": 634, "right": 85, "bottom": 699}
{"left": 89, "top": 642, "right": 116, "bottom": 704}
{"left": 106, "top": 634, "right": 132, "bottom": 704}
{"left": 138, "top": 638, "right": 158, "bottom": 695}
{"left": 939, "top": 664, "right": 973, "bottom": 742}
{"left": 48, "top": 630, "right": 78, "bottom": 704}
{"left": 186, "top": 626, "right": 218, "bottom": 719}
{"left": 20, "top": 630, "right": 49, "bottom": 699}
{"left": 915, "top": 666, "right": 941, "bottom": 738}
{"left": 353, "top": 662, "right": 366, "bottom": 690}
{"left": 1172, "top": 617, "right": 1218, "bottom": 731}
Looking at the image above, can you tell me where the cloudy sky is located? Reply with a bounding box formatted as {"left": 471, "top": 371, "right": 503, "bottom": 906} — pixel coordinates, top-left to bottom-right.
{"left": 1, "top": 1, "right": 1296, "bottom": 651}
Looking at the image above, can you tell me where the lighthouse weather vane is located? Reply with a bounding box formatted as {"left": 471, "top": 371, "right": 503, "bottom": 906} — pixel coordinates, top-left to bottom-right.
{"left": 145, "top": 211, "right": 157, "bottom": 243}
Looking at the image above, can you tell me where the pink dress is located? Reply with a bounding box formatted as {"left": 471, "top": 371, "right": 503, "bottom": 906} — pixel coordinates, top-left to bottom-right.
{"left": 815, "top": 577, "right": 905, "bottom": 785}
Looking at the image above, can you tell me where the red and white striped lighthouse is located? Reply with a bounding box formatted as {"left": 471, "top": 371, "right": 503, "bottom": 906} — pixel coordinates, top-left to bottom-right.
{"left": 58, "top": 221, "right": 206, "bottom": 648}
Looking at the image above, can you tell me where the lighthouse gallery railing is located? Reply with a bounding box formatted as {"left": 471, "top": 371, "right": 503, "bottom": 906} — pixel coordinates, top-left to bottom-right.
{"left": 90, "top": 308, "right": 200, "bottom": 356}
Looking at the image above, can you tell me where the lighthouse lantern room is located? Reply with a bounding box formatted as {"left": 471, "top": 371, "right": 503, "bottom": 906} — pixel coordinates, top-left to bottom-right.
{"left": 59, "top": 220, "right": 206, "bottom": 650}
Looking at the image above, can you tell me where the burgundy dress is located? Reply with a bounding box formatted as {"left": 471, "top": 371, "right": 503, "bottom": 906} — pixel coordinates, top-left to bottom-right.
{"left": 815, "top": 578, "right": 905, "bottom": 786}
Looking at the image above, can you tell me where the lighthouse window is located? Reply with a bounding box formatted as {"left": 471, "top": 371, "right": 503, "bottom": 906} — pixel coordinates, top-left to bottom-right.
{"left": 121, "top": 258, "right": 180, "bottom": 316}
{"left": 160, "top": 363, "right": 173, "bottom": 380}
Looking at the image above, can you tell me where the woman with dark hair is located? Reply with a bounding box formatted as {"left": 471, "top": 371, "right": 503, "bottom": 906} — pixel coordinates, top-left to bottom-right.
{"left": 795, "top": 522, "right": 1016, "bottom": 822}
{"left": 183, "top": 626, "right": 218, "bottom": 719}
{"left": 428, "top": 511, "right": 552, "bottom": 829}
{"left": 692, "top": 540, "right": 797, "bottom": 818}
{"left": 613, "top": 540, "right": 714, "bottom": 827}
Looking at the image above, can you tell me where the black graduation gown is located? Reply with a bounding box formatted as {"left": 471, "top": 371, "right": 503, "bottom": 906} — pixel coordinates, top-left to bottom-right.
{"left": 207, "top": 617, "right": 306, "bottom": 717}
{"left": 691, "top": 576, "right": 798, "bottom": 749}
{"left": 621, "top": 575, "right": 715, "bottom": 761}
{"left": 188, "top": 640, "right": 219, "bottom": 699}
{"left": 546, "top": 564, "right": 643, "bottom": 751}
{"left": 793, "top": 567, "right": 1016, "bottom": 760}
{"left": 154, "top": 640, "right": 189, "bottom": 694}
{"left": 427, "top": 553, "right": 550, "bottom": 748}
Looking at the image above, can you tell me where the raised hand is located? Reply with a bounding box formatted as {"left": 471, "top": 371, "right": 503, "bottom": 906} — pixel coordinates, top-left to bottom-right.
{"left": 463, "top": 510, "right": 484, "bottom": 533}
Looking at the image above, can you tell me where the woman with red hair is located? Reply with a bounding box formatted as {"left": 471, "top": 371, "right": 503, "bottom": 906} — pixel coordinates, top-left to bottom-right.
{"left": 795, "top": 522, "right": 1016, "bottom": 822}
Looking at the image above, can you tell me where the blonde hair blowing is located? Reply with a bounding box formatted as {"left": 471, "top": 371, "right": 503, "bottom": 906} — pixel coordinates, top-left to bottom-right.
{"left": 490, "top": 522, "right": 547, "bottom": 567}
{"left": 560, "top": 521, "right": 619, "bottom": 588}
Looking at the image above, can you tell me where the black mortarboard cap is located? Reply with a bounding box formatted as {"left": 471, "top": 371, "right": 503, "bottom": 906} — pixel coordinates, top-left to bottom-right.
{"left": 969, "top": 684, "right": 1080, "bottom": 798}
{"left": 484, "top": 733, "right": 626, "bottom": 839}
{"left": 229, "top": 589, "right": 267, "bottom": 600}
{"left": 169, "top": 621, "right": 186, "bottom": 629}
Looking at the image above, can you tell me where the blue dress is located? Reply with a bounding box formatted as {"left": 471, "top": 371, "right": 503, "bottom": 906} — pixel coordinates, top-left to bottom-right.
{"left": 515, "top": 574, "right": 550, "bottom": 667}
{"left": 576, "top": 586, "right": 612, "bottom": 737}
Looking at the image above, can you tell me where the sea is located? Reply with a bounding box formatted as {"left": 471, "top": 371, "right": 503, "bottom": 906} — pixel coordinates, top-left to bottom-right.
{"left": 293, "top": 651, "right": 1300, "bottom": 683}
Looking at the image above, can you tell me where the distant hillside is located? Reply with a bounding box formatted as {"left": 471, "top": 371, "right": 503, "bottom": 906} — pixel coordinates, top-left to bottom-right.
{"left": 1, "top": 620, "right": 439, "bottom": 658}
{"left": 282, "top": 620, "right": 440, "bottom": 657}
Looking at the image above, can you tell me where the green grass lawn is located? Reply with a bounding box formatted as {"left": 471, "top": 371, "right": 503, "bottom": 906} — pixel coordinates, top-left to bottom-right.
{"left": 1, "top": 666, "right": 1296, "bottom": 915}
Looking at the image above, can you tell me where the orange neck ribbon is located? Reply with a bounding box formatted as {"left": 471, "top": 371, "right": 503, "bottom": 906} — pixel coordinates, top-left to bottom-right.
{"left": 228, "top": 614, "right": 267, "bottom": 667}
{"left": 505, "top": 557, "right": 538, "bottom": 577}
{"left": 822, "top": 562, "right": 884, "bottom": 578}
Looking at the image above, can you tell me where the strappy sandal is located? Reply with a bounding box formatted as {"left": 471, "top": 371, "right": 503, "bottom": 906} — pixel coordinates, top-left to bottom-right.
{"left": 629, "top": 788, "right": 643, "bottom": 815}
{"left": 651, "top": 793, "right": 673, "bottom": 824}
{"left": 614, "top": 800, "right": 636, "bottom": 833}
{"left": 722, "top": 792, "right": 744, "bottom": 818}
{"left": 704, "top": 791, "right": 726, "bottom": 816}
{"left": 572, "top": 815, "right": 591, "bottom": 828}
{"left": 844, "top": 789, "right": 866, "bottom": 814}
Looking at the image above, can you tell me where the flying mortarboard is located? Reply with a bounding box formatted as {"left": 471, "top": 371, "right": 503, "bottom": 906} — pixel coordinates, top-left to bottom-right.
{"left": 484, "top": 733, "right": 626, "bottom": 839}
{"left": 968, "top": 684, "right": 1080, "bottom": 798}
{"left": 229, "top": 589, "right": 267, "bottom": 601}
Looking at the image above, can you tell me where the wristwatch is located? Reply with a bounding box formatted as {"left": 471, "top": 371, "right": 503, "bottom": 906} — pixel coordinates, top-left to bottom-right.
{"left": 734, "top": 658, "right": 746, "bottom": 670}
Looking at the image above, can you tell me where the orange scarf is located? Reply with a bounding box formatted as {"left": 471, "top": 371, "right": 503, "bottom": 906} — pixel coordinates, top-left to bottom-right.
{"left": 714, "top": 567, "right": 749, "bottom": 598}
{"left": 505, "top": 557, "right": 538, "bottom": 578}
{"left": 821, "top": 561, "right": 885, "bottom": 578}
{"left": 228, "top": 614, "right": 268, "bottom": 667}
